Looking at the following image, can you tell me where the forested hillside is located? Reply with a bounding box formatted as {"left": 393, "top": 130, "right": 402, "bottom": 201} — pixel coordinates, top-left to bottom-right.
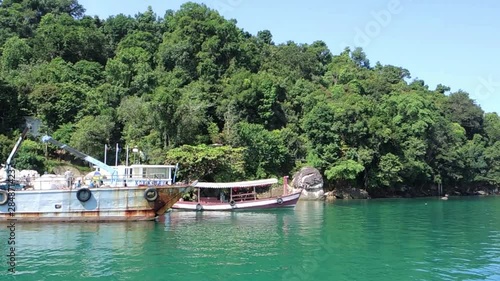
{"left": 0, "top": 0, "right": 499, "bottom": 196}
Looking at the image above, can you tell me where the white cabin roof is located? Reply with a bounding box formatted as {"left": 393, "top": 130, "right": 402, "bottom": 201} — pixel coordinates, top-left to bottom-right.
{"left": 93, "top": 164, "right": 177, "bottom": 168}
{"left": 194, "top": 178, "right": 278, "bottom": 189}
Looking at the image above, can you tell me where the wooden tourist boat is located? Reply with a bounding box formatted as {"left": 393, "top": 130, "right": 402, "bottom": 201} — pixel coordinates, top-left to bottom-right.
{"left": 172, "top": 177, "right": 302, "bottom": 211}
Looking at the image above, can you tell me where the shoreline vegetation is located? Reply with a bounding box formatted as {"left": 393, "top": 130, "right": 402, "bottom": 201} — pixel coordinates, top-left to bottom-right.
{"left": 323, "top": 186, "right": 500, "bottom": 201}
{"left": 0, "top": 1, "right": 498, "bottom": 199}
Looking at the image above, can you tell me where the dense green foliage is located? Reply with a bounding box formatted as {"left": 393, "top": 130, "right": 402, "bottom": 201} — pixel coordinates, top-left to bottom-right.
{"left": 0, "top": 1, "right": 498, "bottom": 195}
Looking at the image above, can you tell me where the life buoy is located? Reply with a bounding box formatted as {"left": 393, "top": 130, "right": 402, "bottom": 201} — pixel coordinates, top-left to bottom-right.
{"left": 0, "top": 190, "right": 9, "bottom": 205}
{"left": 229, "top": 200, "right": 236, "bottom": 207}
{"left": 196, "top": 203, "right": 202, "bottom": 211}
{"left": 76, "top": 188, "right": 92, "bottom": 202}
{"left": 144, "top": 187, "right": 158, "bottom": 202}
{"left": 277, "top": 198, "right": 283, "bottom": 205}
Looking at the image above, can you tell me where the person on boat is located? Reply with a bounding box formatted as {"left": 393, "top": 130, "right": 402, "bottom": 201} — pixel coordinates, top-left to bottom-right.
{"left": 123, "top": 180, "right": 127, "bottom": 187}
{"left": 75, "top": 179, "right": 81, "bottom": 189}
{"left": 89, "top": 181, "right": 95, "bottom": 188}
{"left": 64, "top": 169, "right": 74, "bottom": 188}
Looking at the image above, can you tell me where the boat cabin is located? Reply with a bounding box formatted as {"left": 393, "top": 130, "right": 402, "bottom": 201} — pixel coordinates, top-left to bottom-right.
{"left": 191, "top": 178, "right": 278, "bottom": 204}
{"left": 93, "top": 164, "right": 178, "bottom": 186}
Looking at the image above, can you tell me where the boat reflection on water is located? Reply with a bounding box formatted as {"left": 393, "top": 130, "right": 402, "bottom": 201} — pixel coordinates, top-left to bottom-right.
{"left": 161, "top": 209, "right": 297, "bottom": 253}
{"left": 159, "top": 208, "right": 297, "bottom": 233}
{"left": 3, "top": 222, "right": 156, "bottom": 277}
{"left": 293, "top": 200, "right": 326, "bottom": 229}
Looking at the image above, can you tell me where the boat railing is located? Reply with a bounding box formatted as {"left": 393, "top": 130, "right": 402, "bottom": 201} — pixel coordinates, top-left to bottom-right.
{"left": 199, "top": 197, "right": 222, "bottom": 203}
{"left": 231, "top": 192, "right": 257, "bottom": 201}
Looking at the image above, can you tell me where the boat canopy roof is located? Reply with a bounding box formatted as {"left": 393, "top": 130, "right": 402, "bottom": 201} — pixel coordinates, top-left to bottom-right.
{"left": 194, "top": 178, "right": 278, "bottom": 189}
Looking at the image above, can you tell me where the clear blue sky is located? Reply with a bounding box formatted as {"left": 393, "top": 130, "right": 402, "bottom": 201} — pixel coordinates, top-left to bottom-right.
{"left": 80, "top": 0, "right": 500, "bottom": 114}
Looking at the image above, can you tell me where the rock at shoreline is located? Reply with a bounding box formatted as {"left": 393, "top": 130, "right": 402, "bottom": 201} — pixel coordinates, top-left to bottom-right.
{"left": 325, "top": 191, "right": 336, "bottom": 202}
{"left": 292, "top": 167, "right": 324, "bottom": 200}
{"left": 332, "top": 188, "right": 370, "bottom": 199}
{"left": 292, "top": 167, "right": 323, "bottom": 190}
{"left": 453, "top": 186, "right": 499, "bottom": 196}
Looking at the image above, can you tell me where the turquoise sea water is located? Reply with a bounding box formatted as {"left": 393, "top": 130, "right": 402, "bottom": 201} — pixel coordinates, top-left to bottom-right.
{"left": 1, "top": 197, "right": 499, "bottom": 280}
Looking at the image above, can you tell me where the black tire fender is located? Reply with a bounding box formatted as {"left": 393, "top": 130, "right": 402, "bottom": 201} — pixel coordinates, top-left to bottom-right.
{"left": 144, "top": 187, "right": 158, "bottom": 202}
{"left": 0, "top": 190, "right": 9, "bottom": 205}
{"left": 76, "top": 188, "right": 92, "bottom": 202}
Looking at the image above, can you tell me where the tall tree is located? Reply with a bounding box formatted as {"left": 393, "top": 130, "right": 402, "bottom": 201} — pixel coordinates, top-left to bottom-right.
{"left": 444, "top": 90, "right": 484, "bottom": 139}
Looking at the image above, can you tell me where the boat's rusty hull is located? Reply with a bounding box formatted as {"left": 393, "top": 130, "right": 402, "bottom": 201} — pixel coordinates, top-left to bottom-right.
{"left": 0, "top": 185, "right": 191, "bottom": 222}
